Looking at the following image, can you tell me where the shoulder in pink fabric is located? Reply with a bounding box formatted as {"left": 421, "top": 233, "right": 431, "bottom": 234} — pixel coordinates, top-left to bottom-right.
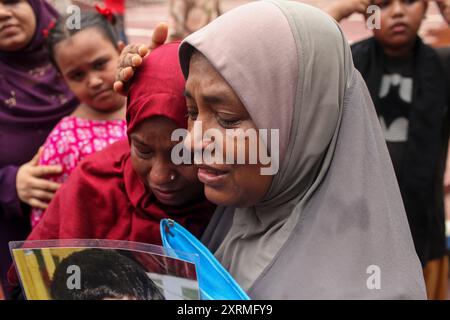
{"left": 31, "top": 116, "right": 127, "bottom": 228}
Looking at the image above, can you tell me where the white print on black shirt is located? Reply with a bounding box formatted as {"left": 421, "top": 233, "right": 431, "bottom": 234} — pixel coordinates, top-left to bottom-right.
{"left": 378, "top": 73, "right": 413, "bottom": 143}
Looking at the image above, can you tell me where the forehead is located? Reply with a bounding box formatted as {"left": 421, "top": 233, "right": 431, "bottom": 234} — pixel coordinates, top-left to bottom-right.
{"left": 54, "top": 28, "right": 116, "bottom": 70}
{"left": 131, "top": 117, "right": 179, "bottom": 143}
{"left": 186, "top": 53, "right": 231, "bottom": 92}
{"left": 184, "top": 52, "right": 251, "bottom": 116}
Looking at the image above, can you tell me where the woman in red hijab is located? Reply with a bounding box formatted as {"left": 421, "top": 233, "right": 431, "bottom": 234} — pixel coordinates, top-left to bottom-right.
{"left": 21, "top": 41, "right": 215, "bottom": 245}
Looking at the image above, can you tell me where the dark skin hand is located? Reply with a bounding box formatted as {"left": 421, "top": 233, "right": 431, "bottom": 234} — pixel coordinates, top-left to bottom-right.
{"left": 114, "top": 22, "right": 169, "bottom": 95}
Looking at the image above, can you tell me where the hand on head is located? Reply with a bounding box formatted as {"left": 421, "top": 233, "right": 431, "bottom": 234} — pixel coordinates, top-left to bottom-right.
{"left": 114, "top": 22, "right": 169, "bottom": 95}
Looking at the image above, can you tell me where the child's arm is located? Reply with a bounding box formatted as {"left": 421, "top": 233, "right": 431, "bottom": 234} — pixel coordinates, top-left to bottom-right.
{"left": 429, "top": 0, "right": 450, "bottom": 25}
{"left": 326, "top": 0, "right": 371, "bottom": 22}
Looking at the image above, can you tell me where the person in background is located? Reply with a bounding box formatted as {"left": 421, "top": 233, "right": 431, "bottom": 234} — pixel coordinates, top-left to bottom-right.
{"left": 169, "top": 0, "right": 220, "bottom": 41}
{"left": 0, "top": 0, "right": 78, "bottom": 299}
{"left": 328, "top": 0, "right": 449, "bottom": 300}
{"left": 30, "top": 8, "right": 128, "bottom": 228}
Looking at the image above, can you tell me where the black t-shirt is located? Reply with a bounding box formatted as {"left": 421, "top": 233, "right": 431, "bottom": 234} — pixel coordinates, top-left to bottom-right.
{"left": 377, "top": 55, "right": 414, "bottom": 181}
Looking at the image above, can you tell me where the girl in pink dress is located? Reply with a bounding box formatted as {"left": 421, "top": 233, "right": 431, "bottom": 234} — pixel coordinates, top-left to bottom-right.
{"left": 31, "top": 7, "right": 127, "bottom": 227}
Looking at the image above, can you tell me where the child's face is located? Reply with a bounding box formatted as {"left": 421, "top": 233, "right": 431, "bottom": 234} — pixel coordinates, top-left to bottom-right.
{"left": 0, "top": 0, "right": 36, "bottom": 51}
{"left": 54, "top": 28, "right": 124, "bottom": 112}
{"left": 130, "top": 117, "right": 205, "bottom": 207}
{"left": 371, "top": 0, "right": 427, "bottom": 50}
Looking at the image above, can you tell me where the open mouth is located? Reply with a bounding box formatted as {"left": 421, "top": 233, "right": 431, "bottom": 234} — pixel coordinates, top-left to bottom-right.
{"left": 197, "top": 164, "right": 230, "bottom": 187}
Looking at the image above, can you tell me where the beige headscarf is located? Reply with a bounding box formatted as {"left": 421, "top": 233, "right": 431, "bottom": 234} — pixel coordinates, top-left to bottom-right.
{"left": 179, "top": 0, "right": 426, "bottom": 299}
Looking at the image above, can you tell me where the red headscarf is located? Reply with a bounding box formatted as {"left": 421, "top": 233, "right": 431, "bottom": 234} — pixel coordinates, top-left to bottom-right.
{"left": 9, "top": 43, "right": 214, "bottom": 286}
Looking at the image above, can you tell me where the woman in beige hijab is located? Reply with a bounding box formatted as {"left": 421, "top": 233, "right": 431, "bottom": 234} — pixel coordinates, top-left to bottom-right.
{"left": 116, "top": 0, "right": 426, "bottom": 299}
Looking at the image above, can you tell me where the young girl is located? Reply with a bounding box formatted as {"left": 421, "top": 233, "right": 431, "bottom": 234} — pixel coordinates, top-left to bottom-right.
{"left": 30, "top": 8, "right": 128, "bottom": 227}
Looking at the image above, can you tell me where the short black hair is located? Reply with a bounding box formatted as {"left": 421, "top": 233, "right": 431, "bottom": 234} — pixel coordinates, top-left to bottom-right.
{"left": 47, "top": 10, "right": 119, "bottom": 66}
{"left": 50, "top": 249, "right": 165, "bottom": 300}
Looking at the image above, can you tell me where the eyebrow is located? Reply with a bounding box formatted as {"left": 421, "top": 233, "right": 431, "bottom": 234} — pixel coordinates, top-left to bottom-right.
{"left": 65, "top": 68, "right": 82, "bottom": 78}
{"left": 130, "top": 135, "right": 148, "bottom": 146}
{"left": 184, "top": 90, "right": 229, "bottom": 106}
{"left": 64, "top": 55, "right": 110, "bottom": 76}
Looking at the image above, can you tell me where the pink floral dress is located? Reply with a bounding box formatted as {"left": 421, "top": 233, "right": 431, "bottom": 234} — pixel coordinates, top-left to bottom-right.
{"left": 31, "top": 116, "right": 127, "bottom": 227}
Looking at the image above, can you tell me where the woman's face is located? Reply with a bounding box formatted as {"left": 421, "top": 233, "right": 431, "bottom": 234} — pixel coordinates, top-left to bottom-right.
{"left": 0, "top": 0, "right": 36, "bottom": 51}
{"left": 54, "top": 28, "right": 125, "bottom": 113}
{"left": 184, "top": 52, "right": 273, "bottom": 208}
{"left": 130, "top": 116, "right": 205, "bottom": 207}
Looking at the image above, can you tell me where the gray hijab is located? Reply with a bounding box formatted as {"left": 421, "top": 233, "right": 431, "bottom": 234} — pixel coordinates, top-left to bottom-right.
{"left": 179, "top": 0, "right": 426, "bottom": 299}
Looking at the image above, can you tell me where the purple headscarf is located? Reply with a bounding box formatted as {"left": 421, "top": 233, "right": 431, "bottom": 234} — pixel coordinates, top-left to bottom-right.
{"left": 0, "top": 0, "right": 77, "bottom": 128}
{"left": 0, "top": 1, "right": 78, "bottom": 300}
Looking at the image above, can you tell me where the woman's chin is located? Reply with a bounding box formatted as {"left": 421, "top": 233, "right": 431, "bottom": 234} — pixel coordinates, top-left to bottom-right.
{"left": 204, "top": 187, "right": 238, "bottom": 207}
{"left": 153, "top": 191, "right": 194, "bottom": 207}
{"left": 0, "top": 36, "right": 29, "bottom": 52}
{"left": 154, "top": 196, "right": 180, "bottom": 207}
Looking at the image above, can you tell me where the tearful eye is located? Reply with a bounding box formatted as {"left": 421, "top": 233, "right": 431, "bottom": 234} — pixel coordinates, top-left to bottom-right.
{"left": 216, "top": 113, "right": 241, "bottom": 128}
{"left": 137, "top": 149, "right": 154, "bottom": 159}
{"left": 132, "top": 143, "right": 154, "bottom": 159}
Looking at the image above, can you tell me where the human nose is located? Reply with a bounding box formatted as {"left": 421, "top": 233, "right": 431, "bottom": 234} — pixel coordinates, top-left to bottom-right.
{"left": 184, "top": 120, "right": 212, "bottom": 164}
{"left": 0, "top": 4, "right": 13, "bottom": 21}
{"left": 88, "top": 73, "right": 103, "bottom": 90}
{"left": 148, "top": 158, "right": 176, "bottom": 186}
{"left": 390, "top": 0, "right": 407, "bottom": 18}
